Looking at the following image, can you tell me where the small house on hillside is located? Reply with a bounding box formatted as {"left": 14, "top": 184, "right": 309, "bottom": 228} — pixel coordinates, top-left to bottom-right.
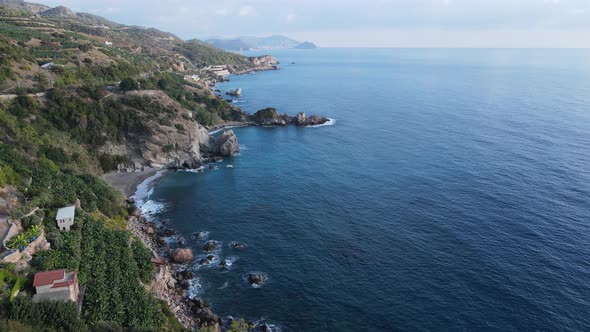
{"left": 55, "top": 205, "right": 75, "bottom": 231}
{"left": 32, "top": 269, "right": 79, "bottom": 303}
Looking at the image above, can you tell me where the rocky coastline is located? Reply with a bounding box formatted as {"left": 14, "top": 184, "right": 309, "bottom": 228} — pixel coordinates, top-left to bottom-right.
{"left": 117, "top": 65, "right": 331, "bottom": 332}
{"left": 125, "top": 177, "right": 275, "bottom": 331}
{"left": 126, "top": 193, "right": 223, "bottom": 330}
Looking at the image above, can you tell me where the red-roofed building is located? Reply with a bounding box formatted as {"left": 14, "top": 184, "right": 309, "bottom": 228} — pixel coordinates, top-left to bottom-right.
{"left": 32, "top": 269, "right": 79, "bottom": 303}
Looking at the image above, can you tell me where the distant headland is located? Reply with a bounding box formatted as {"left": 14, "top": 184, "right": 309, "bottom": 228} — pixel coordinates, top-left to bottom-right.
{"left": 206, "top": 35, "right": 318, "bottom": 51}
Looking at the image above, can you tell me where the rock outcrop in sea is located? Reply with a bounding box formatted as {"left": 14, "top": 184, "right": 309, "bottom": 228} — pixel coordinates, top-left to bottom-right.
{"left": 295, "top": 112, "right": 329, "bottom": 126}
{"left": 216, "top": 131, "right": 240, "bottom": 157}
{"left": 247, "top": 273, "right": 266, "bottom": 286}
{"left": 251, "top": 107, "right": 329, "bottom": 127}
{"left": 252, "top": 107, "right": 288, "bottom": 126}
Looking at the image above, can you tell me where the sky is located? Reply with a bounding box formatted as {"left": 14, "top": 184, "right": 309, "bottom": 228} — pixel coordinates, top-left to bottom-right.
{"left": 39, "top": 0, "right": 590, "bottom": 48}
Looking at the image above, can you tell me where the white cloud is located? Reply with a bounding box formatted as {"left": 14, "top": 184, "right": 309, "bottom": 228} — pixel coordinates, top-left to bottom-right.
{"left": 90, "top": 7, "right": 121, "bottom": 14}
{"left": 239, "top": 6, "right": 255, "bottom": 16}
{"left": 286, "top": 13, "right": 297, "bottom": 23}
{"left": 215, "top": 8, "right": 230, "bottom": 16}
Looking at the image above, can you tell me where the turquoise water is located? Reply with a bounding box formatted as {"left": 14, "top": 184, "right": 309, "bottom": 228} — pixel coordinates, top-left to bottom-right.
{"left": 144, "top": 49, "right": 590, "bottom": 331}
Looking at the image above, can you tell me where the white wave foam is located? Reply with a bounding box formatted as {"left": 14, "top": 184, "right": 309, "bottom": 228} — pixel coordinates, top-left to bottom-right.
{"left": 197, "top": 254, "right": 220, "bottom": 267}
{"left": 181, "top": 167, "right": 205, "bottom": 173}
{"left": 132, "top": 170, "right": 166, "bottom": 206}
{"left": 223, "top": 256, "right": 238, "bottom": 267}
{"left": 187, "top": 277, "right": 204, "bottom": 299}
{"left": 194, "top": 231, "right": 209, "bottom": 240}
{"left": 139, "top": 200, "right": 168, "bottom": 217}
{"left": 308, "top": 118, "right": 336, "bottom": 128}
{"left": 226, "top": 164, "right": 234, "bottom": 168}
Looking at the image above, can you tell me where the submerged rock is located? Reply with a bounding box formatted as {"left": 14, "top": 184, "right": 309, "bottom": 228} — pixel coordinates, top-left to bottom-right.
{"left": 231, "top": 241, "right": 245, "bottom": 249}
{"left": 203, "top": 240, "right": 219, "bottom": 252}
{"left": 247, "top": 273, "right": 265, "bottom": 286}
{"left": 194, "top": 231, "right": 207, "bottom": 239}
{"left": 162, "top": 228, "right": 175, "bottom": 237}
{"left": 171, "top": 248, "right": 193, "bottom": 263}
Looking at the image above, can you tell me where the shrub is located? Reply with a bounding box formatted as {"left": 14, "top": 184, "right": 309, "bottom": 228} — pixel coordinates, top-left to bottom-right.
{"left": 119, "top": 77, "right": 139, "bottom": 92}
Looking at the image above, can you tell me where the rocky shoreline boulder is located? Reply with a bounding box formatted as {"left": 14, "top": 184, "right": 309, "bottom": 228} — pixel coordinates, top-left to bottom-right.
{"left": 187, "top": 298, "right": 221, "bottom": 327}
{"left": 217, "top": 130, "right": 239, "bottom": 157}
{"left": 171, "top": 248, "right": 193, "bottom": 263}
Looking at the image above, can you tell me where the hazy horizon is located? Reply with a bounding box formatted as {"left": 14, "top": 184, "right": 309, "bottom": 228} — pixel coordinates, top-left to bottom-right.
{"left": 34, "top": 0, "right": 590, "bottom": 48}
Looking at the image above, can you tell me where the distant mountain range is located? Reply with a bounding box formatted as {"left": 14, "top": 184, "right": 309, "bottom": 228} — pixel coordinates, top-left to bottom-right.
{"left": 207, "top": 35, "right": 317, "bottom": 51}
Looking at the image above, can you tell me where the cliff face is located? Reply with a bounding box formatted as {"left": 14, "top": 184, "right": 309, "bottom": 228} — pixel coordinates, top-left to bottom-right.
{"left": 99, "top": 90, "right": 220, "bottom": 170}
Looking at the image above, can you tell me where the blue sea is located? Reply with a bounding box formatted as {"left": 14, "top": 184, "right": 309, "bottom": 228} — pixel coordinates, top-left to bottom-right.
{"left": 141, "top": 49, "right": 590, "bottom": 331}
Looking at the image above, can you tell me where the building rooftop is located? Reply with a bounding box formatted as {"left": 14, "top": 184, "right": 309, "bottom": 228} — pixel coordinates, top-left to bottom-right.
{"left": 55, "top": 205, "right": 76, "bottom": 220}
{"left": 33, "top": 269, "right": 65, "bottom": 287}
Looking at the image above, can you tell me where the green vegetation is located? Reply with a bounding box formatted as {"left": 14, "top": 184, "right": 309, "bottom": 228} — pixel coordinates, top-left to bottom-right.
{"left": 78, "top": 216, "right": 162, "bottom": 328}
{"left": 0, "top": 3, "right": 265, "bottom": 331}
{"left": 2, "top": 296, "right": 86, "bottom": 331}
{"left": 27, "top": 212, "right": 170, "bottom": 330}
{"left": 6, "top": 225, "right": 40, "bottom": 250}
{"left": 144, "top": 73, "right": 242, "bottom": 126}
{"left": 0, "top": 164, "right": 20, "bottom": 187}
{"left": 132, "top": 239, "right": 154, "bottom": 283}
{"left": 119, "top": 77, "right": 139, "bottom": 92}
{"left": 253, "top": 107, "right": 281, "bottom": 121}
{"left": 0, "top": 269, "right": 26, "bottom": 302}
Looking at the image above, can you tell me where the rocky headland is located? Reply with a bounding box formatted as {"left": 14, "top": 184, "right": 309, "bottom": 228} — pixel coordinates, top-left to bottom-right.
{"left": 251, "top": 107, "right": 330, "bottom": 127}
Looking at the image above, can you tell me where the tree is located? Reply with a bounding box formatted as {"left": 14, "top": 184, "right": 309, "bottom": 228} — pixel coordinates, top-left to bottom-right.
{"left": 34, "top": 73, "right": 48, "bottom": 91}
{"left": 119, "top": 78, "right": 138, "bottom": 92}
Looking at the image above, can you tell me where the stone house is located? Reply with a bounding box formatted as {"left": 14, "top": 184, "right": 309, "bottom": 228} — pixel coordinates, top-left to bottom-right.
{"left": 55, "top": 205, "right": 75, "bottom": 231}
{"left": 32, "top": 269, "right": 79, "bottom": 303}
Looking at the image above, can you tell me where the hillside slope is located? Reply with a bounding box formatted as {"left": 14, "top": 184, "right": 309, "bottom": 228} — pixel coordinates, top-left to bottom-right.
{"left": 0, "top": 1, "right": 281, "bottom": 331}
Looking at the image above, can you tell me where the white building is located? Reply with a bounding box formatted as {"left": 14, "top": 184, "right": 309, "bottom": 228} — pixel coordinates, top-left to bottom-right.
{"left": 184, "top": 74, "right": 200, "bottom": 82}
{"left": 55, "top": 205, "right": 76, "bottom": 231}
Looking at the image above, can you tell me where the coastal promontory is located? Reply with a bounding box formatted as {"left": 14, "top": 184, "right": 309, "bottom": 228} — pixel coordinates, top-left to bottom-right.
{"left": 251, "top": 107, "right": 329, "bottom": 127}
